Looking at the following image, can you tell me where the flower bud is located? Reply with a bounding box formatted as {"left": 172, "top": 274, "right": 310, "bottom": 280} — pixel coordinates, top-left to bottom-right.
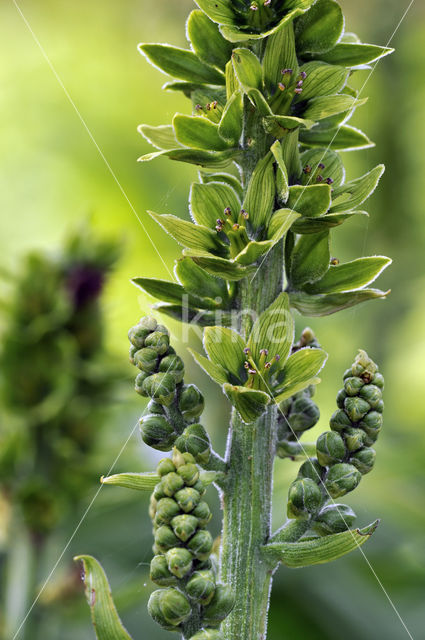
{"left": 172, "top": 448, "right": 187, "bottom": 469}
{"left": 192, "top": 501, "right": 212, "bottom": 527}
{"left": 178, "top": 384, "right": 205, "bottom": 421}
{"left": 297, "top": 458, "right": 323, "bottom": 483}
{"left": 139, "top": 415, "right": 176, "bottom": 451}
{"left": 149, "top": 494, "right": 157, "bottom": 521}
{"left": 171, "top": 514, "right": 199, "bottom": 542}
{"left": 139, "top": 316, "right": 158, "bottom": 333}
{"left": 154, "top": 525, "right": 181, "bottom": 552}
{"left": 287, "top": 478, "right": 322, "bottom": 519}
{"left": 134, "top": 371, "right": 149, "bottom": 396}
{"left": 147, "top": 589, "right": 177, "bottom": 630}
{"left": 187, "top": 529, "right": 213, "bottom": 560}
{"left": 145, "top": 330, "right": 170, "bottom": 355}
{"left": 159, "top": 587, "right": 191, "bottom": 626}
{"left": 143, "top": 373, "right": 176, "bottom": 406}
{"left": 344, "top": 376, "right": 364, "bottom": 396}
{"left": 153, "top": 482, "right": 166, "bottom": 501}
{"left": 189, "top": 632, "right": 224, "bottom": 640}
{"left": 202, "top": 584, "right": 235, "bottom": 625}
{"left": 177, "top": 463, "right": 199, "bottom": 487}
{"left": 175, "top": 424, "right": 211, "bottom": 465}
{"left": 134, "top": 347, "right": 158, "bottom": 373}
{"left": 358, "top": 410, "right": 383, "bottom": 441}
{"left": 161, "top": 472, "right": 185, "bottom": 497}
{"left": 174, "top": 487, "right": 201, "bottom": 513}
{"left": 157, "top": 458, "right": 176, "bottom": 477}
{"left": 186, "top": 570, "right": 216, "bottom": 605}
{"left": 166, "top": 547, "right": 193, "bottom": 578}
{"left": 182, "top": 452, "right": 196, "bottom": 464}
{"left": 128, "top": 322, "right": 152, "bottom": 348}
{"left": 344, "top": 427, "right": 367, "bottom": 452}
{"left": 329, "top": 409, "right": 352, "bottom": 433}
{"left": 150, "top": 554, "right": 177, "bottom": 586}
{"left": 324, "top": 463, "right": 361, "bottom": 498}
{"left": 343, "top": 396, "right": 370, "bottom": 422}
{"left": 359, "top": 384, "right": 382, "bottom": 409}
{"left": 147, "top": 399, "right": 165, "bottom": 415}
{"left": 313, "top": 503, "right": 356, "bottom": 535}
{"left": 336, "top": 389, "right": 347, "bottom": 409}
{"left": 350, "top": 447, "right": 376, "bottom": 474}
{"left": 372, "top": 372, "right": 384, "bottom": 389}
{"left": 316, "top": 432, "right": 346, "bottom": 467}
{"left": 159, "top": 355, "right": 185, "bottom": 383}
{"left": 192, "top": 479, "right": 206, "bottom": 497}
{"left": 287, "top": 396, "right": 320, "bottom": 432}
{"left": 129, "top": 344, "right": 138, "bottom": 364}
{"left": 154, "top": 497, "right": 180, "bottom": 526}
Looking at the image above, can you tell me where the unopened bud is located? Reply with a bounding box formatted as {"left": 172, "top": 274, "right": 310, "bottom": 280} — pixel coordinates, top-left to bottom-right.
{"left": 202, "top": 584, "right": 235, "bottom": 624}
{"left": 154, "top": 497, "right": 180, "bottom": 526}
{"left": 159, "top": 354, "right": 185, "bottom": 383}
{"left": 139, "top": 414, "right": 176, "bottom": 452}
{"left": 186, "top": 570, "right": 216, "bottom": 605}
{"left": 324, "top": 463, "right": 361, "bottom": 498}
{"left": 171, "top": 514, "right": 199, "bottom": 542}
{"left": 187, "top": 529, "right": 213, "bottom": 560}
{"left": 174, "top": 487, "right": 201, "bottom": 513}
{"left": 316, "top": 431, "right": 346, "bottom": 467}
{"left": 287, "top": 478, "right": 322, "bottom": 518}
{"left": 166, "top": 547, "right": 193, "bottom": 578}
{"left": 178, "top": 385, "right": 205, "bottom": 421}
{"left": 350, "top": 447, "right": 376, "bottom": 474}
{"left": 175, "top": 424, "right": 211, "bottom": 465}
{"left": 158, "top": 587, "right": 191, "bottom": 626}
{"left": 344, "top": 396, "right": 370, "bottom": 422}
{"left": 313, "top": 503, "right": 356, "bottom": 535}
{"left": 143, "top": 372, "right": 176, "bottom": 406}
{"left": 162, "top": 472, "right": 185, "bottom": 497}
{"left": 177, "top": 463, "right": 199, "bottom": 487}
{"left": 150, "top": 555, "right": 177, "bottom": 586}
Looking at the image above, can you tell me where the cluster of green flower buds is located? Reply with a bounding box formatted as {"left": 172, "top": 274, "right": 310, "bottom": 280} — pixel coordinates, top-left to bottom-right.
{"left": 148, "top": 449, "right": 234, "bottom": 636}
{"left": 129, "top": 316, "right": 211, "bottom": 459}
{"left": 286, "top": 350, "right": 384, "bottom": 535}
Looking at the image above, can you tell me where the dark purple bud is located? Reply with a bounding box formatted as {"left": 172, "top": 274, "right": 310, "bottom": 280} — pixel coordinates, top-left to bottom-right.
{"left": 275, "top": 355, "right": 280, "bottom": 361}
{"left": 303, "top": 165, "right": 312, "bottom": 174}
{"left": 318, "top": 163, "right": 325, "bottom": 170}
{"left": 244, "top": 347, "right": 251, "bottom": 354}
{"left": 326, "top": 177, "right": 334, "bottom": 185}
{"left": 330, "top": 257, "right": 340, "bottom": 265}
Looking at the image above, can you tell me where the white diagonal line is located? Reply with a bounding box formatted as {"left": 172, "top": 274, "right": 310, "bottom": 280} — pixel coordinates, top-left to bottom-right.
{"left": 250, "top": 0, "right": 415, "bottom": 284}
{"left": 12, "top": 0, "right": 175, "bottom": 283}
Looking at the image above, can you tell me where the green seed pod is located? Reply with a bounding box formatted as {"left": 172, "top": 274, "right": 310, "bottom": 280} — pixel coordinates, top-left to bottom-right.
{"left": 344, "top": 427, "right": 367, "bottom": 452}
{"left": 177, "top": 463, "right": 199, "bottom": 487}
{"left": 316, "top": 431, "right": 346, "bottom": 467}
{"left": 175, "top": 424, "right": 211, "bottom": 465}
{"left": 287, "top": 396, "right": 320, "bottom": 432}
{"left": 202, "top": 584, "right": 235, "bottom": 625}
{"left": 192, "top": 501, "right": 212, "bottom": 527}
{"left": 186, "top": 570, "right": 216, "bottom": 605}
{"left": 147, "top": 399, "right": 166, "bottom": 415}
{"left": 344, "top": 376, "right": 364, "bottom": 396}
{"left": 324, "top": 463, "right": 362, "bottom": 498}
{"left": 189, "top": 632, "right": 224, "bottom": 640}
{"left": 162, "top": 472, "right": 185, "bottom": 497}
{"left": 134, "top": 347, "right": 158, "bottom": 373}
{"left": 171, "top": 514, "right": 199, "bottom": 542}
{"left": 313, "top": 504, "right": 356, "bottom": 535}
{"left": 166, "top": 547, "right": 193, "bottom": 578}
{"left": 344, "top": 396, "right": 370, "bottom": 422}
{"left": 147, "top": 589, "right": 177, "bottom": 631}
{"left": 297, "top": 458, "right": 323, "bottom": 483}
{"left": 178, "top": 384, "right": 205, "bottom": 421}
{"left": 159, "top": 355, "right": 185, "bottom": 383}
{"left": 139, "top": 414, "right": 176, "bottom": 452}
{"left": 159, "top": 587, "right": 191, "bottom": 626}
{"left": 174, "top": 487, "right": 201, "bottom": 513}
{"left": 154, "top": 525, "right": 181, "bottom": 552}
{"left": 154, "top": 497, "right": 181, "bottom": 526}
{"left": 143, "top": 373, "right": 176, "bottom": 406}
{"left": 157, "top": 458, "right": 176, "bottom": 477}
{"left": 150, "top": 554, "right": 177, "bottom": 586}
{"left": 359, "top": 384, "right": 382, "bottom": 409}
{"left": 358, "top": 410, "right": 383, "bottom": 441}
{"left": 336, "top": 389, "right": 347, "bottom": 409}
{"left": 145, "top": 330, "right": 170, "bottom": 355}
{"left": 287, "top": 478, "right": 322, "bottom": 519}
{"left": 187, "top": 529, "right": 213, "bottom": 560}
{"left": 350, "top": 447, "right": 376, "bottom": 474}
{"left": 329, "top": 409, "right": 352, "bottom": 433}
{"left": 134, "top": 371, "right": 149, "bottom": 396}
{"left": 372, "top": 372, "right": 384, "bottom": 389}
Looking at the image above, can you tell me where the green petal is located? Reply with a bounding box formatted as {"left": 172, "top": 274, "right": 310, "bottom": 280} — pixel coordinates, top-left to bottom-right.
{"left": 303, "top": 95, "right": 366, "bottom": 121}
{"left": 218, "top": 91, "right": 244, "bottom": 145}
{"left": 289, "top": 231, "right": 330, "bottom": 287}
{"left": 231, "top": 48, "right": 263, "bottom": 93}
{"left": 223, "top": 384, "right": 270, "bottom": 424}
{"left": 292, "top": 211, "right": 368, "bottom": 234}
{"left": 204, "top": 327, "right": 246, "bottom": 380}
{"left": 175, "top": 257, "right": 229, "bottom": 305}
{"left": 295, "top": 62, "right": 349, "bottom": 101}
{"left": 300, "top": 125, "right": 374, "bottom": 151}
{"left": 317, "top": 43, "right": 394, "bottom": 67}
{"left": 190, "top": 181, "right": 241, "bottom": 228}
{"left": 274, "top": 348, "right": 327, "bottom": 397}
{"left": 173, "top": 114, "right": 231, "bottom": 151}
{"left": 288, "top": 184, "right": 332, "bottom": 218}
{"left": 247, "top": 292, "right": 294, "bottom": 365}
{"left": 193, "top": 0, "right": 235, "bottom": 26}
{"left": 139, "top": 43, "right": 224, "bottom": 85}
{"left": 132, "top": 276, "right": 214, "bottom": 309}
{"left": 188, "top": 253, "right": 256, "bottom": 281}
{"left": 138, "top": 124, "right": 180, "bottom": 150}
{"left": 300, "top": 148, "right": 345, "bottom": 186}
{"left": 289, "top": 288, "right": 390, "bottom": 316}
{"left": 189, "top": 348, "right": 230, "bottom": 385}
{"left": 330, "top": 165, "right": 385, "bottom": 213}
{"left": 187, "top": 10, "right": 233, "bottom": 70}
{"left": 156, "top": 304, "right": 233, "bottom": 327}
{"left": 242, "top": 153, "right": 275, "bottom": 230}
{"left": 149, "top": 212, "right": 226, "bottom": 256}
{"left": 305, "top": 256, "right": 392, "bottom": 294}
{"left": 263, "top": 21, "right": 298, "bottom": 96}
{"left": 295, "top": 0, "right": 344, "bottom": 55}
{"left": 138, "top": 147, "right": 238, "bottom": 169}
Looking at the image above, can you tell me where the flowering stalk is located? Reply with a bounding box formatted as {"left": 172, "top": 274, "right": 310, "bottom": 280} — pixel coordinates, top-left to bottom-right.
{"left": 77, "top": 2, "right": 393, "bottom": 639}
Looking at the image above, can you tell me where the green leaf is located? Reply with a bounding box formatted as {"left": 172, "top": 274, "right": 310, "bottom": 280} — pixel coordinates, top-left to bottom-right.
{"left": 295, "top": 62, "right": 348, "bottom": 101}
{"left": 268, "top": 209, "right": 301, "bottom": 241}
{"left": 138, "top": 124, "right": 179, "bottom": 150}
{"left": 101, "top": 473, "right": 160, "bottom": 491}
{"left": 132, "top": 276, "right": 210, "bottom": 308}
{"left": 300, "top": 148, "right": 345, "bottom": 186}
{"left": 305, "top": 256, "right": 392, "bottom": 294}
{"left": 190, "top": 181, "right": 241, "bottom": 228}
{"left": 243, "top": 153, "right": 275, "bottom": 230}
{"left": 248, "top": 292, "right": 294, "bottom": 365}
{"left": 271, "top": 141, "right": 289, "bottom": 203}
{"left": 223, "top": 384, "right": 270, "bottom": 424}
{"left": 190, "top": 254, "right": 256, "bottom": 280}
{"left": 189, "top": 348, "right": 230, "bottom": 385}
{"left": 300, "top": 125, "right": 374, "bottom": 151}
{"left": 193, "top": 0, "right": 235, "bottom": 26}
{"left": 204, "top": 326, "right": 246, "bottom": 380}
{"left": 199, "top": 171, "right": 243, "bottom": 199}
{"left": 288, "top": 184, "right": 332, "bottom": 217}
{"left": 155, "top": 303, "right": 233, "bottom": 327}
{"left": 330, "top": 165, "right": 385, "bottom": 213}
{"left": 290, "top": 231, "right": 330, "bottom": 287}
{"left": 263, "top": 21, "right": 298, "bottom": 95}
{"left": 74, "top": 556, "right": 133, "bottom": 640}
{"left": 187, "top": 10, "right": 233, "bottom": 70}
{"left": 173, "top": 114, "right": 230, "bottom": 151}
{"left": 263, "top": 520, "right": 380, "bottom": 568}
{"left": 274, "top": 347, "right": 327, "bottom": 396}
{"left": 303, "top": 95, "right": 365, "bottom": 121}
{"left": 149, "top": 212, "right": 225, "bottom": 255}
{"left": 138, "top": 147, "right": 238, "bottom": 169}
{"left": 139, "top": 44, "right": 224, "bottom": 85}
{"left": 175, "top": 257, "right": 229, "bottom": 304}
{"left": 231, "top": 48, "right": 263, "bottom": 93}
{"left": 317, "top": 43, "right": 394, "bottom": 66}
{"left": 292, "top": 211, "right": 368, "bottom": 234}
{"left": 263, "top": 115, "right": 314, "bottom": 139}
{"left": 218, "top": 91, "right": 243, "bottom": 144}
{"left": 289, "top": 288, "right": 390, "bottom": 316}
{"left": 295, "top": 0, "right": 344, "bottom": 54}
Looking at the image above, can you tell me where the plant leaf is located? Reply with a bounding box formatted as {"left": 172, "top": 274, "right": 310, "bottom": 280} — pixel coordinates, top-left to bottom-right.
{"left": 303, "top": 95, "right": 365, "bottom": 121}
{"left": 187, "top": 10, "right": 233, "bottom": 70}
{"left": 223, "top": 384, "right": 270, "bottom": 424}
{"left": 155, "top": 303, "right": 233, "bottom": 327}
{"left": 243, "top": 153, "right": 275, "bottom": 230}
{"left": 263, "top": 520, "right": 380, "bottom": 568}
{"left": 219, "top": 91, "right": 244, "bottom": 145}
{"left": 305, "top": 256, "right": 392, "bottom": 294}
{"left": 289, "top": 288, "right": 390, "bottom": 316}
{"left": 295, "top": 0, "right": 344, "bottom": 54}
{"left": 138, "top": 124, "right": 179, "bottom": 150}
{"left": 295, "top": 62, "right": 348, "bottom": 101}
{"left": 317, "top": 43, "right": 394, "bottom": 66}
{"left": 190, "top": 181, "right": 241, "bottom": 228}
{"left": 290, "top": 231, "right": 330, "bottom": 287}
{"left": 300, "top": 125, "right": 374, "bottom": 151}
{"left": 173, "top": 114, "right": 230, "bottom": 151}
{"left": 138, "top": 147, "right": 238, "bottom": 169}
{"left": 288, "top": 184, "right": 332, "bottom": 217}
{"left": 274, "top": 347, "right": 327, "bottom": 396}
{"left": 189, "top": 347, "right": 230, "bottom": 385}
{"left": 132, "top": 276, "right": 211, "bottom": 308}
{"left": 189, "top": 253, "right": 256, "bottom": 280}
{"left": 204, "top": 327, "right": 246, "bottom": 380}
{"left": 175, "top": 257, "right": 229, "bottom": 304}
{"left": 248, "top": 292, "right": 294, "bottom": 365}
{"left": 139, "top": 44, "right": 224, "bottom": 85}
{"left": 74, "top": 556, "right": 133, "bottom": 640}
{"left": 101, "top": 473, "right": 160, "bottom": 491}
{"left": 330, "top": 165, "right": 385, "bottom": 212}
{"left": 231, "top": 48, "right": 263, "bottom": 93}
{"left": 149, "top": 212, "right": 225, "bottom": 255}
{"left": 292, "top": 211, "right": 368, "bottom": 234}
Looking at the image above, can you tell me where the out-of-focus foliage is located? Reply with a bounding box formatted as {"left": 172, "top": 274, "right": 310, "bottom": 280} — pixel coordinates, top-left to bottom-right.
{"left": 0, "top": 0, "right": 424, "bottom": 639}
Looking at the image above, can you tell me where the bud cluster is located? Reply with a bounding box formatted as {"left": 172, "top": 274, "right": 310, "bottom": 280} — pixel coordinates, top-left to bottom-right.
{"left": 148, "top": 449, "right": 234, "bottom": 636}
{"left": 286, "top": 351, "right": 384, "bottom": 535}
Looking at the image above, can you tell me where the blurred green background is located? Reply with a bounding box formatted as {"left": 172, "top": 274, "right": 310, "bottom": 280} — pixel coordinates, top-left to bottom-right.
{"left": 0, "top": 0, "right": 424, "bottom": 638}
